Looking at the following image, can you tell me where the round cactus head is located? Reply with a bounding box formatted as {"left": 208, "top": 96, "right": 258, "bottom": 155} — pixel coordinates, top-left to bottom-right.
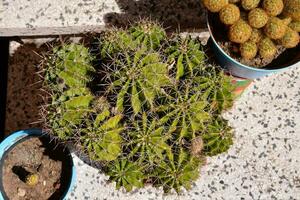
{"left": 264, "top": 17, "right": 288, "bottom": 39}
{"left": 219, "top": 4, "right": 240, "bottom": 25}
{"left": 280, "top": 27, "right": 300, "bottom": 48}
{"left": 241, "top": 0, "right": 260, "bottom": 10}
{"left": 240, "top": 41, "right": 258, "bottom": 60}
{"left": 262, "top": 0, "right": 284, "bottom": 16}
{"left": 228, "top": 20, "right": 252, "bottom": 43}
{"left": 289, "top": 21, "right": 300, "bottom": 32}
{"left": 249, "top": 28, "right": 263, "bottom": 43}
{"left": 248, "top": 8, "right": 269, "bottom": 29}
{"left": 203, "top": 0, "right": 229, "bottom": 12}
{"left": 258, "top": 37, "right": 277, "bottom": 59}
{"left": 283, "top": 0, "right": 300, "bottom": 21}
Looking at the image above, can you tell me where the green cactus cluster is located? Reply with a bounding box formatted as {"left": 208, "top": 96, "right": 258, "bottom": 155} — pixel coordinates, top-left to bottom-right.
{"left": 42, "top": 21, "right": 236, "bottom": 193}
{"left": 203, "top": 0, "right": 299, "bottom": 63}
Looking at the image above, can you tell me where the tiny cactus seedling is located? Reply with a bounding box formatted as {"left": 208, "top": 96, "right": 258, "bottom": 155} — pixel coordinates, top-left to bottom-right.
{"left": 248, "top": 8, "right": 269, "bottom": 29}
{"left": 240, "top": 41, "right": 258, "bottom": 59}
{"left": 165, "top": 36, "right": 205, "bottom": 80}
{"left": 249, "top": 28, "right": 263, "bottom": 43}
{"left": 25, "top": 173, "right": 39, "bottom": 186}
{"left": 229, "top": 20, "right": 252, "bottom": 43}
{"left": 280, "top": 27, "right": 300, "bottom": 48}
{"left": 203, "top": 0, "right": 229, "bottom": 12}
{"left": 283, "top": 0, "right": 300, "bottom": 21}
{"left": 262, "top": 0, "right": 284, "bottom": 16}
{"left": 219, "top": 4, "right": 241, "bottom": 25}
{"left": 241, "top": 0, "right": 260, "bottom": 10}
{"left": 264, "top": 17, "right": 288, "bottom": 39}
{"left": 258, "top": 37, "right": 277, "bottom": 59}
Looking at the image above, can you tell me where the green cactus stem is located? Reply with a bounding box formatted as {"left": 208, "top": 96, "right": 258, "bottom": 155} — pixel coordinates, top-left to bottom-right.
{"left": 240, "top": 41, "right": 258, "bottom": 60}
{"left": 258, "top": 37, "right": 277, "bottom": 59}
{"left": 280, "top": 27, "right": 300, "bottom": 48}
{"left": 228, "top": 20, "right": 252, "bottom": 43}
{"left": 283, "top": 0, "right": 300, "bottom": 21}
{"left": 241, "top": 0, "right": 260, "bottom": 10}
{"left": 248, "top": 8, "right": 269, "bottom": 29}
{"left": 203, "top": 0, "right": 229, "bottom": 12}
{"left": 264, "top": 17, "right": 288, "bottom": 39}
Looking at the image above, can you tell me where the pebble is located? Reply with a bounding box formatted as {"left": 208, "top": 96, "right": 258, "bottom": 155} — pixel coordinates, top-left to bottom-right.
{"left": 17, "top": 188, "right": 26, "bottom": 197}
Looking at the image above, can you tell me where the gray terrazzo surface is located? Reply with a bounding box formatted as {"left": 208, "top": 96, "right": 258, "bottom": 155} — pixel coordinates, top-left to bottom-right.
{"left": 67, "top": 66, "right": 300, "bottom": 200}
{"left": 2, "top": 0, "right": 300, "bottom": 199}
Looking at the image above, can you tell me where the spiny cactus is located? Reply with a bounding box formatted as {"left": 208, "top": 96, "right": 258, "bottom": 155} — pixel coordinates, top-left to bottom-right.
{"left": 240, "top": 41, "right": 258, "bottom": 59}
{"left": 249, "top": 28, "right": 263, "bottom": 43}
{"left": 241, "top": 0, "right": 260, "bottom": 10}
{"left": 283, "top": 0, "right": 300, "bottom": 21}
{"left": 129, "top": 20, "right": 166, "bottom": 50}
{"left": 106, "top": 48, "right": 170, "bottom": 115}
{"left": 152, "top": 148, "right": 202, "bottom": 193}
{"left": 25, "top": 173, "right": 39, "bottom": 186}
{"left": 262, "top": 0, "right": 284, "bottom": 16}
{"left": 165, "top": 36, "right": 205, "bottom": 80}
{"left": 289, "top": 21, "right": 300, "bottom": 32}
{"left": 44, "top": 44, "right": 95, "bottom": 90}
{"left": 43, "top": 23, "right": 238, "bottom": 194}
{"left": 248, "top": 8, "right": 269, "bottom": 29}
{"left": 202, "top": 116, "right": 233, "bottom": 156}
{"left": 194, "top": 69, "right": 235, "bottom": 113}
{"left": 157, "top": 81, "right": 212, "bottom": 138}
{"left": 264, "top": 17, "right": 288, "bottom": 39}
{"left": 258, "top": 37, "right": 277, "bottom": 59}
{"left": 203, "top": 0, "right": 229, "bottom": 12}
{"left": 126, "top": 113, "right": 171, "bottom": 164}
{"left": 100, "top": 29, "right": 137, "bottom": 59}
{"left": 106, "top": 160, "right": 144, "bottom": 191}
{"left": 229, "top": 20, "right": 252, "bottom": 43}
{"left": 82, "top": 112, "right": 124, "bottom": 161}
{"left": 219, "top": 4, "right": 241, "bottom": 25}
{"left": 280, "top": 27, "right": 300, "bottom": 48}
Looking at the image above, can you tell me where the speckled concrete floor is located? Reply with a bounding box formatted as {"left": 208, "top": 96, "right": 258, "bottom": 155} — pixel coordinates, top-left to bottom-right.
{"left": 2, "top": 0, "right": 300, "bottom": 199}
{"left": 66, "top": 66, "right": 300, "bottom": 200}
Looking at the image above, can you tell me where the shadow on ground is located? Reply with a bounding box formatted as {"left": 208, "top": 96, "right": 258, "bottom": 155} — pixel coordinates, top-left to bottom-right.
{"left": 104, "top": 0, "right": 207, "bottom": 32}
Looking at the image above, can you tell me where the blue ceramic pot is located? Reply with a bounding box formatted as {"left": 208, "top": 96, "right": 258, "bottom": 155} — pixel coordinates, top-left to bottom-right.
{"left": 0, "top": 129, "right": 76, "bottom": 200}
{"left": 207, "top": 13, "right": 300, "bottom": 79}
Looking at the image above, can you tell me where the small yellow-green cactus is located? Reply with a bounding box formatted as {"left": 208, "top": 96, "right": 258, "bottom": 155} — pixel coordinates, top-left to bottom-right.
{"left": 289, "top": 21, "right": 300, "bottom": 32}
{"left": 219, "top": 4, "right": 240, "bottom": 25}
{"left": 240, "top": 41, "right": 258, "bottom": 59}
{"left": 264, "top": 17, "right": 288, "bottom": 39}
{"left": 280, "top": 27, "right": 300, "bottom": 48}
{"left": 283, "top": 0, "right": 300, "bottom": 21}
{"left": 203, "top": 0, "right": 229, "bottom": 12}
{"left": 25, "top": 173, "right": 39, "bottom": 186}
{"left": 249, "top": 28, "right": 263, "bottom": 43}
{"left": 248, "top": 8, "right": 269, "bottom": 28}
{"left": 258, "top": 38, "right": 277, "bottom": 59}
{"left": 228, "top": 20, "right": 252, "bottom": 43}
{"left": 241, "top": 0, "right": 260, "bottom": 10}
{"left": 262, "top": 0, "right": 284, "bottom": 16}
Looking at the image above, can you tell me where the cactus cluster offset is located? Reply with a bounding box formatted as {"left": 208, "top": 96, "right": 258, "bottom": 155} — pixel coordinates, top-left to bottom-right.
{"left": 203, "top": 0, "right": 299, "bottom": 63}
{"left": 42, "top": 20, "right": 236, "bottom": 193}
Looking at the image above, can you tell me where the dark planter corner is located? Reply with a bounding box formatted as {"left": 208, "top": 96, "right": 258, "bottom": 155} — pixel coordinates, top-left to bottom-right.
{"left": 0, "top": 38, "right": 9, "bottom": 141}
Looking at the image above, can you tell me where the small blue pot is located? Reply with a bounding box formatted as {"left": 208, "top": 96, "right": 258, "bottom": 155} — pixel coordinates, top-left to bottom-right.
{"left": 207, "top": 13, "right": 300, "bottom": 79}
{"left": 0, "top": 129, "right": 76, "bottom": 200}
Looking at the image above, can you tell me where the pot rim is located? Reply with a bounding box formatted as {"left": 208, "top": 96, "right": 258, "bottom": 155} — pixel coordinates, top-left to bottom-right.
{"left": 206, "top": 13, "right": 300, "bottom": 73}
{"left": 0, "top": 129, "right": 76, "bottom": 200}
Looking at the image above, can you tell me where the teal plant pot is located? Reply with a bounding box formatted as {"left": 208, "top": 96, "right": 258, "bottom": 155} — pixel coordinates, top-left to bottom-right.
{"left": 0, "top": 129, "right": 76, "bottom": 200}
{"left": 207, "top": 13, "right": 300, "bottom": 79}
